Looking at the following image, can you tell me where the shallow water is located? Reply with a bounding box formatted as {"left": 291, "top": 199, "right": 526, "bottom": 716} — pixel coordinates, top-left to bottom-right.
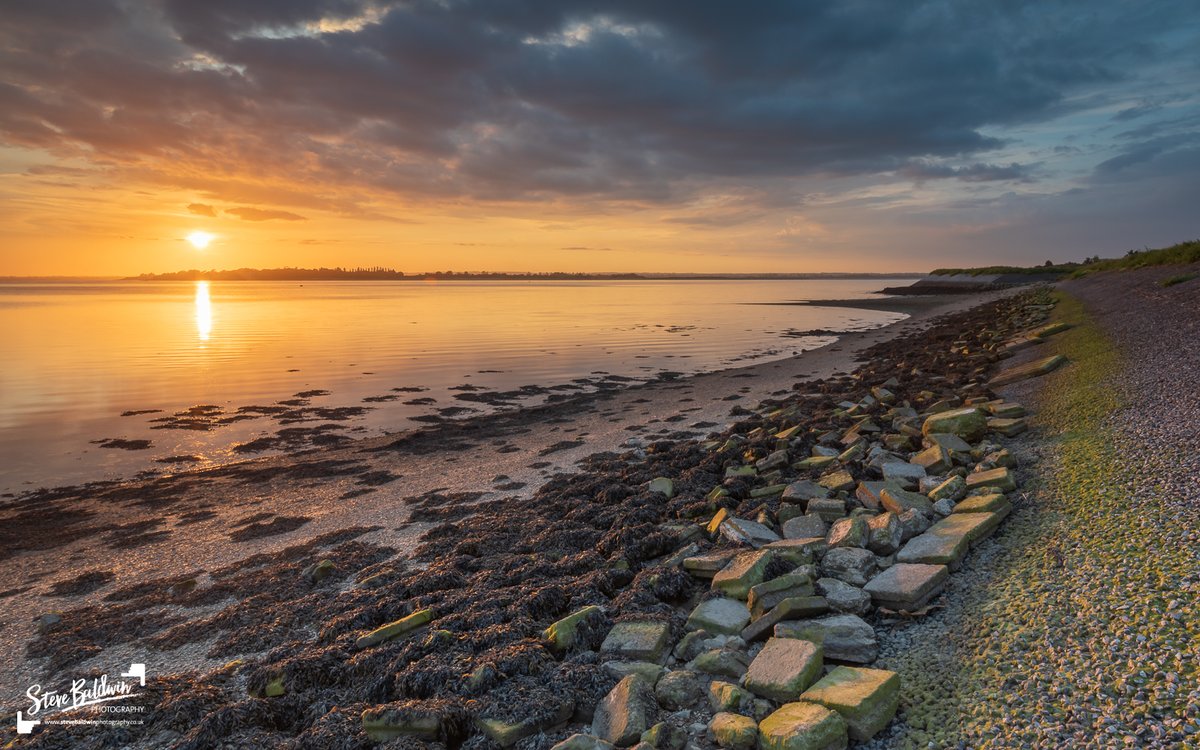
{"left": 0, "top": 278, "right": 908, "bottom": 493}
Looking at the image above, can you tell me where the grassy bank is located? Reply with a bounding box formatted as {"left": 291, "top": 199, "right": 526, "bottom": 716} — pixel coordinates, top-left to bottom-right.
{"left": 874, "top": 291, "right": 1200, "bottom": 748}
{"left": 930, "top": 238, "right": 1200, "bottom": 279}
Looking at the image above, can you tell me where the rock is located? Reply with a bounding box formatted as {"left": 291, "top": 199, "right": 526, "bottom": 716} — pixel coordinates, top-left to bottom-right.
{"left": 800, "top": 666, "right": 900, "bottom": 742}
{"left": 865, "top": 513, "right": 903, "bottom": 555}
{"left": 688, "top": 648, "right": 751, "bottom": 679}
{"left": 836, "top": 441, "right": 865, "bottom": 463}
{"left": 863, "top": 563, "right": 948, "bottom": 611}
{"left": 921, "top": 408, "right": 987, "bottom": 442}
{"left": 708, "top": 712, "right": 758, "bottom": 750}
{"left": 879, "top": 462, "right": 926, "bottom": 488}
{"left": 709, "top": 680, "right": 753, "bottom": 712}
{"left": 35, "top": 612, "right": 63, "bottom": 633}
{"left": 815, "top": 578, "right": 872, "bottom": 616}
{"left": 648, "top": 477, "right": 675, "bottom": 498}
{"left": 552, "top": 734, "right": 616, "bottom": 750}
{"left": 748, "top": 573, "right": 814, "bottom": 617}
{"left": 987, "top": 417, "right": 1027, "bottom": 437}
{"left": 895, "top": 508, "right": 933, "bottom": 540}
{"left": 741, "top": 597, "right": 830, "bottom": 643}
{"left": 655, "top": 670, "right": 703, "bottom": 710}
{"left": 965, "top": 467, "right": 1017, "bottom": 492}
{"left": 953, "top": 492, "right": 1010, "bottom": 514}
{"left": 684, "top": 550, "right": 738, "bottom": 578}
{"left": 826, "top": 517, "right": 868, "bottom": 548}
{"left": 751, "top": 484, "right": 789, "bottom": 499}
{"left": 910, "top": 445, "right": 952, "bottom": 474}
{"left": 807, "top": 497, "right": 848, "bottom": 523}
{"left": 720, "top": 517, "right": 782, "bottom": 547}
{"left": 1032, "top": 321, "right": 1071, "bottom": 338}
{"left": 356, "top": 608, "right": 434, "bottom": 649}
{"left": 987, "top": 354, "right": 1068, "bottom": 387}
{"left": 641, "top": 722, "right": 686, "bottom": 750}
{"left": 894, "top": 525, "right": 970, "bottom": 569}
{"left": 794, "top": 455, "right": 837, "bottom": 471}
{"left": 987, "top": 402, "right": 1026, "bottom": 418}
{"left": 765, "top": 537, "right": 827, "bottom": 565}
{"left": 783, "top": 514, "right": 828, "bottom": 539}
{"left": 477, "top": 700, "right": 574, "bottom": 747}
{"left": 593, "top": 675, "right": 658, "bottom": 747}
{"left": 712, "top": 550, "right": 776, "bottom": 599}
{"left": 932, "top": 498, "right": 955, "bottom": 516}
{"left": 757, "top": 450, "right": 791, "bottom": 472}
{"left": 854, "top": 481, "right": 903, "bottom": 510}
{"left": 602, "top": 621, "right": 672, "bottom": 664}
{"left": 361, "top": 705, "right": 442, "bottom": 741}
{"left": 304, "top": 559, "right": 336, "bottom": 582}
{"left": 879, "top": 487, "right": 934, "bottom": 516}
{"left": 774, "top": 614, "right": 878, "bottom": 664}
{"left": 817, "top": 470, "right": 856, "bottom": 493}
{"left": 923, "top": 432, "right": 973, "bottom": 453}
{"left": 927, "top": 475, "right": 966, "bottom": 502}
{"left": 757, "top": 701, "right": 848, "bottom": 750}
{"left": 743, "top": 637, "right": 824, "bottom": 701}
{"left": 673, "top": 630, "right": 711, "bottom": 661}
{"left": 871, "top": 386, "right": 895, "bottom": 403}
{"left": 604, "top": 662, "right": 667, "bottom": 685}
{"left": 820, "top": 547, "right": 877, "bottom": 587}
{"left": 545, "top": 605, "right": 604, "bottom": 652}
{"left": 781, "top": 480, "right": 830, "bottom": 505}
{"left": 687, "top": 598, "right": 752, "bottom": 635}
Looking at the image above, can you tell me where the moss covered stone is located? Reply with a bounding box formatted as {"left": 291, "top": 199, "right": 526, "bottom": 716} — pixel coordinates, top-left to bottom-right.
{"left": 601, "top": 620, "right": 672, "bottom": 664}
{"left": 757, "top": 701, "right": 848, "bottom": 750}
{"left": 709, "top": 712, "right": 758, "bottom": 750}
{"left": 800, "top": 666, "right": 900, "bottom": 742}
{"left": 921, "top": 408, "right": 987, "bottom": 442}
{"left": 712, "top": 549, "right": 776, "bottom": 599}
{"left": 544, "top": 605, "right": 602, "bottom": 652}
{"left": 743, "top": 637, "right": 824, "bottom": 702}
{"left": 355, "top": 608, "right": 434, "bottom": 649}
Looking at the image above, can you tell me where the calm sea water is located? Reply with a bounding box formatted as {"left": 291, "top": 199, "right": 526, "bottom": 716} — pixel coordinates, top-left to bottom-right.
{"left": 0, "top": 279, "right": 909, "bottom": 493}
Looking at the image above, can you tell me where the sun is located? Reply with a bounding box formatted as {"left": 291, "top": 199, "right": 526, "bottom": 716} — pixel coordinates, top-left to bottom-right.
{"left": 187, "top": 231, "right": 214, "bottom": 249}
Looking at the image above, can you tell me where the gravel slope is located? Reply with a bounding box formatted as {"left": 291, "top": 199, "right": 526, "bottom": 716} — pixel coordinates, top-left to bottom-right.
{"left": 864, "top": 266, "right": 1200, "bottom": 749}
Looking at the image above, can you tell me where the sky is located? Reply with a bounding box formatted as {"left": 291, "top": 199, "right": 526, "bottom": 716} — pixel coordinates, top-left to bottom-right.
{"left": 1, "top": 0, "right": 1198, "bottom": 276}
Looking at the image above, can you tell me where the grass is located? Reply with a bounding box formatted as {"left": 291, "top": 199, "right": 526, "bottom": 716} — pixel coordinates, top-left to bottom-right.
{"left": 931, "top": 238, "right": 1200, "bottom": 279}
{"left": 882, "top": 291, "right": 1200, "bottom": 748}
{"left": 1160, "top": 273, "right": 1198, "bottom": 288}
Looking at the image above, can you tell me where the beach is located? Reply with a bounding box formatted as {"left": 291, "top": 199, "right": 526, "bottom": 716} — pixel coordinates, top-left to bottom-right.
{"left": 0, "top": 292, "right": 1002, "bottom": 695}
{"left": 4, "top": 274, "right": 1197, "bottom": 749}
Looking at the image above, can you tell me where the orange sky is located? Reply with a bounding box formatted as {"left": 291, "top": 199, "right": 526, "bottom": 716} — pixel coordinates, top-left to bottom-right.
{"left": 2, "top": 3, "right": 1197, "bottom": 277}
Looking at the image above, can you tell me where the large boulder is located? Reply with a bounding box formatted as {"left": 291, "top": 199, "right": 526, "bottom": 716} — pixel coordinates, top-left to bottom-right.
{"left": 712, "top": 550, "right": 776, "bottom": 599}
{"left": 863, "top": 563, "right": 948, "bottom": 611}
{"left": 774, "top": 614, "right": 877, "bottom": 664}
{"left": 708, "top": 712, "right": 758, "bottom": 750}
{"left": 757, "top": 702, "right": 848, "bottom": 750}
{"left": 815, "top": 578, "right": 871, "bottom": 616}
{"left": 800, "top": 666, "right": 900, "bottom": 742}
{"left": 686, "top": 598, "right": 751, "bottom": 635}
{"left": 592, "top": 675, "right": 658, "bottom": 747}
{"left": 601, "top": 621, "right": 672, "bottom": 664}
{"left": 819, "top": 547, "right": 877, "bottom": 587}
{"left": 743, "top": 637, "right": 824, "bottom": 702}
{"left": 654, "top": 670, "right": 703, "bottom": 710}
{"left": 920, "top": 408, "right": 987, "bottom": 442}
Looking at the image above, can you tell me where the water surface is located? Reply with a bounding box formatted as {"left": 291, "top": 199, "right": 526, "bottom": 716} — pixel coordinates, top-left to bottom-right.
{"left": 0, "top": 279, "right": 908, "bottom": 492}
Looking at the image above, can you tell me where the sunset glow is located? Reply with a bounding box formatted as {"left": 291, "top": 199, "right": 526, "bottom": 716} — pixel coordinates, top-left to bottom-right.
{"left": 187, "top": 232, "right": 214, "bottom": 250}
{"left": 0, "top": 3, "right": 1196, "bottom": 276}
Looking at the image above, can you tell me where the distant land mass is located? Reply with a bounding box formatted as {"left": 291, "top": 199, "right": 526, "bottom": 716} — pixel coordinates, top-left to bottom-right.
{"left": 129, "top": 267, "right": 927, "bottom": 281}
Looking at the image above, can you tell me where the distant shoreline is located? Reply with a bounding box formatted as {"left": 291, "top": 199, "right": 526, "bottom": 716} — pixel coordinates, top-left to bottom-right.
{"left": 125, "top": 269, "right": 929, "bottom": 282}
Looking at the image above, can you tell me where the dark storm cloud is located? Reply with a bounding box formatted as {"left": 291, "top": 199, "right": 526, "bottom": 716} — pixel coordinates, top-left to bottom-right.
{"left": 0, "top": 0, "right": 1197, "bottom": 208}
{"left": 901, "top": 161, "right": 1035, "bottom": 183}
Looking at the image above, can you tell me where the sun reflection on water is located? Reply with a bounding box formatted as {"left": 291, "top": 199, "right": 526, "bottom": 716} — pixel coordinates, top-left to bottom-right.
{"left": 195, "top": 281, "right": 212, "bottom": 341}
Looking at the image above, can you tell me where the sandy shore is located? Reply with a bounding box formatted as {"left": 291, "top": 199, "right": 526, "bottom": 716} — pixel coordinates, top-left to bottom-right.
{"left": 0, "top": 291, "right": 1016, "bottom": 710}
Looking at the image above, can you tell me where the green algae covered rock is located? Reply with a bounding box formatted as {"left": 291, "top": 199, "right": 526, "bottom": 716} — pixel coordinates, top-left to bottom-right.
{"left": 921, "top": 408, "right": 987, "bottom": 442}
{"left": 800, "top": 666, "right": 900, "bottom": 742}
{"left": 757, "top": 701, "right": 848, "bottom": 750}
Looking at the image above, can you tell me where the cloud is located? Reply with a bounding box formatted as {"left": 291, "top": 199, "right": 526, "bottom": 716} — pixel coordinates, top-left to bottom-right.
{"left": 226, "top": 206, "right": 307, "bottom": 221}
{"left": 0, "top": 0, "right": 1197, "bottom": 265}
{"left": 560, "top": 245, "right": 614, "bottom": 251}
{"left": 901, "top": 161, "right": 1036, "bottom": 183}
{"left": 187, "top": 202, "right": 216, "bottom": 216}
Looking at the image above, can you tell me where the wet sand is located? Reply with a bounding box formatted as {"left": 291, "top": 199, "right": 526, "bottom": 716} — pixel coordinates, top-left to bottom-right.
{"left": 0, "top": 290, "right": 1014, "bottom": 702}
